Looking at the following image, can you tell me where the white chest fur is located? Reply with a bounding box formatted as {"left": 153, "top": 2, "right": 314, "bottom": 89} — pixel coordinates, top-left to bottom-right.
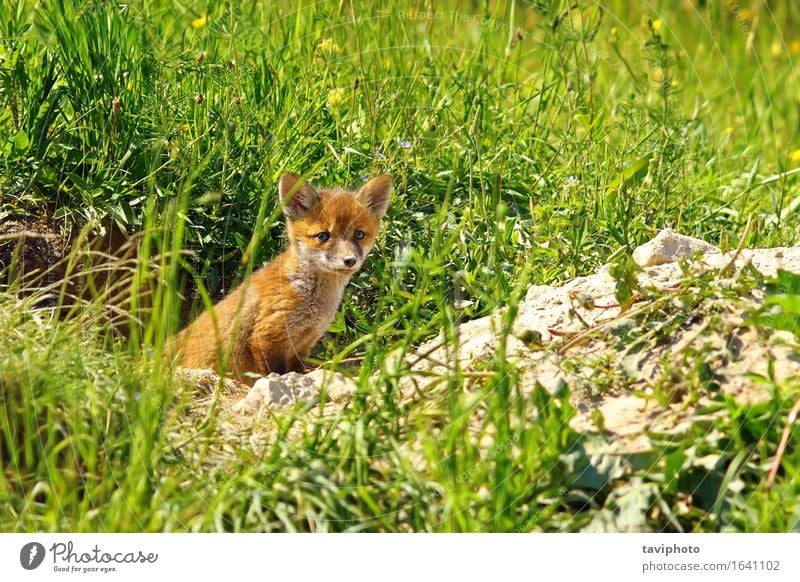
{"left": 287, "top": 270, "right": 351, "bottom": 339}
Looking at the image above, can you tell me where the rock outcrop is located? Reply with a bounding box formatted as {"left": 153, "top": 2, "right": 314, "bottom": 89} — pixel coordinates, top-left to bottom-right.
{"left": 182, "top": 230, "right": 800, "bottom": 451}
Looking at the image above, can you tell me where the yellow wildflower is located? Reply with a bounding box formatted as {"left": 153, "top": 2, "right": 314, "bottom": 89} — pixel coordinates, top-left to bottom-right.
{"left": 180, "top": 123, "right": 190, "bottom": 132}
{"left": 790, "top": 149, "right": 800, "bottom": 162}
{"left": 317, "top": 38, "right": 340, "bottom": 56}
{"left": 191, "top": 13, "right": 207, "bottom": 29}
{"left": 790, "top": 40, "right": 800, "bottom": 55}
{"left": 327, "top": 88, "right": 346, "bottom": 110}
{"left": 652, "top": 19, "right": 662, "bottom": 33}
{"left": 771, "top": 41, "right": 782, "bottom": 57}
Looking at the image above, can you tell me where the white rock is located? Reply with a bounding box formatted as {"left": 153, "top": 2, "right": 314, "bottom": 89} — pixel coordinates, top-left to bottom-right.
{"left": 305, "top": 368, "right": 358, "bottom": 402}
{"left": 738, "top": 247, "right": 800, "bottom": 278}
{"left": 232, "top": 372, "right": 318, "bottom": 414}
{"left": 231, "top": 369, "right": 358, "bottom": 415}
{"left": 632, "top": 228, "right": 719, "bottom": 267}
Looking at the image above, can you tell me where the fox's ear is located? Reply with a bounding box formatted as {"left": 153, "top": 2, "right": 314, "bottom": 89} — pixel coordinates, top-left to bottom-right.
{"left": 357, "top": 174, "right": 392, "bottom": 219}
{"left": 279, "top": 172, "right": 320, "bottom": 219}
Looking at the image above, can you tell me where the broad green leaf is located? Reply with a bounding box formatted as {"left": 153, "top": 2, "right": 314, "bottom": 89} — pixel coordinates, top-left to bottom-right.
{"left": 13, "top": 130, "right": 29, "bottom": 151}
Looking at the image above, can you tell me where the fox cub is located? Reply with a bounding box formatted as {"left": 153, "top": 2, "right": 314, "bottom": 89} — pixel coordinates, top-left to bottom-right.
{"left": 174, "top": 172, "right": 392, "bottom": 382}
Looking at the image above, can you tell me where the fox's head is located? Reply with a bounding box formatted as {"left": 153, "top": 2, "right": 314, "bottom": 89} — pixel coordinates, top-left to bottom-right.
{"left": 278, "top": 173, "right": 392, "bottom": 275}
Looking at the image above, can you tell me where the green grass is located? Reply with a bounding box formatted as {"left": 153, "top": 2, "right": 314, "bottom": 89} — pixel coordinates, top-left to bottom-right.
{"left": 1, "top": 0, "right": 800, "bottom": 531}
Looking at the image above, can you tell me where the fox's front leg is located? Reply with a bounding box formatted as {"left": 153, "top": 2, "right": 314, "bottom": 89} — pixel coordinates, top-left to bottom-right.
{"left": 246, "top": 340, "right": 306, "bottom": 375}
{"left": 285, "top": 350, "right": 308, "bottom": 374}
{"left": 243, "top": 343, "right": 280, "bottom": 376}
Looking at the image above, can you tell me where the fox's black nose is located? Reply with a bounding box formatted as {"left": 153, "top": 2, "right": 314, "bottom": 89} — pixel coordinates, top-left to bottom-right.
{"left": 343, "top": 256, "right": 357, "bottom": 267}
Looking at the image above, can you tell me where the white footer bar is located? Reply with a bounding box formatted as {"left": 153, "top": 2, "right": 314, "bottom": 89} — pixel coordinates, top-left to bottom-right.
{"left": 1, "top": 533, "right": 797, "bottom": 581}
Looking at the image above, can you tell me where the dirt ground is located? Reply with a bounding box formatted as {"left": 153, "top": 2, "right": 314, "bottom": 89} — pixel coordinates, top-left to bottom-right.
{"left": 0, "top": 213, "right": 68, "bottom": 297}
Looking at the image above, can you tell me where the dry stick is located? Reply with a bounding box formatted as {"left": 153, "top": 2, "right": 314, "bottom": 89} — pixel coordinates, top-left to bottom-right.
{"left": 0, "top": 231, "right": 60, "bottom": 242}
{"left": 556, "top": 294, "right": 670, "bottom": 355}
{"left": 405, "top": 337, "right": 449, "bottom": 368}
{"left": 718, "top": 214, "right": 753, "bottom": 279}
{"left": 765, "top": 398, "right": 800, "bottom": 490}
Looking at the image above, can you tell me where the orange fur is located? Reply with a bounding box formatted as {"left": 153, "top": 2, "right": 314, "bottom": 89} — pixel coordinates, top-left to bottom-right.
{"left": 172, "top": 173, "right": 391, "bottom": 383}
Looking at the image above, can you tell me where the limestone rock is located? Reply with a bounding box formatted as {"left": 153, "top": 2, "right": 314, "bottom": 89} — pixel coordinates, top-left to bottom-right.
{"left": 231, "top": 369, "right": 358, "bottom": 416}
{"left": 233, "top": 372, "right": 317, "bottom": 414}
{"left": 632, "top": 228, "right": 719, "bottom": 267}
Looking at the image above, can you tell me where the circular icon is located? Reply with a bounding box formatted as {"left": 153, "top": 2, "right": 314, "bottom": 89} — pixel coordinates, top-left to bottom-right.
{"left": 20, "top": 542, "right": 46, "bottom": 570}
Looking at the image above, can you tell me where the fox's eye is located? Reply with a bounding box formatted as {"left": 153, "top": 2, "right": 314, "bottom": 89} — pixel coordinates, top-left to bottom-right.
{"left": 315, "top": 231, "right": 331, "bottom": 242}
{"left": 354, "top": 230, "right": 365, "bottom": 240}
